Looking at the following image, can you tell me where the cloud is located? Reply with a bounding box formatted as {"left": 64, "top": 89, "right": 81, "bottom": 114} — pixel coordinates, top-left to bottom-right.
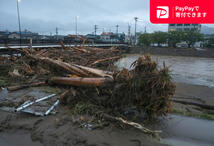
{"left": 0, "top": 0, "right": 213, "bottom": 35}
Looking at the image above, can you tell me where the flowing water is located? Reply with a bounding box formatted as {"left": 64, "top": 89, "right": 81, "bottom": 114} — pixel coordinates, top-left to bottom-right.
{"left": 160, "top": 115, "right": 214, "bottom": 146}
{"left": 116, "top": 54, "right": 214, "bottom": 87}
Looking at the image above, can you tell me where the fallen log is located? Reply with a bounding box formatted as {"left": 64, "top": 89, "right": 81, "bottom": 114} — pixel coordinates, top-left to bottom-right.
{"left": 49, "top": 77, "right": 113, "bottom": 87}
{"left": 70, "top": 47, "right": 90, "bottom": 53}
{"left": 73, "top": 64, "right": 113, "bottom": 79}
{"left": 7, "top": 81, "right": 46, "bottom": 91}
{"left": 39, "top": 57, "right": 90, "bottom": 77}
{"left": 172, "top": 99, "right": 214, "bottom": 110}
{"left": 90, "top": 56, "right": 121, "bottom": 66}
{"left": 109, "top": 46, "right": 120, "bottom": 52}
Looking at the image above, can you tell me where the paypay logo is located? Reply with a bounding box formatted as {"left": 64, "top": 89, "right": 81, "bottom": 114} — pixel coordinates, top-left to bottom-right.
{"left": 157, "top": 6, "right": 169, "bottom": 18}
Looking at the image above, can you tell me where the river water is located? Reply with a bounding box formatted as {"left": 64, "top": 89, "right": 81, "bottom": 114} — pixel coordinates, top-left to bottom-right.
{"left": 161, "top": 115, "right": 214, "bottom": 146}
{"left": 116, "top": 54, "right": 214, "bottom": 87}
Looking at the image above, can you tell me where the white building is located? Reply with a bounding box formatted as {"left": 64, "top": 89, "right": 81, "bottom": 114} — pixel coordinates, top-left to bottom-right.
{"left": 168, "top": 24, "right": 201, "bottom": 32}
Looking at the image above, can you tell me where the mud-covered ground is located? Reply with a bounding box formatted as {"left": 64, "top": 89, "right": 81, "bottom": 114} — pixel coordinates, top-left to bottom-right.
{"left": 172, "top": 83, "right": 214, "bottom": 119}
{"left": 0, "top": 86, "right": 165, "bottom": 146}
{"left": 0, "top": 82, "right": 214, "bottom": 146}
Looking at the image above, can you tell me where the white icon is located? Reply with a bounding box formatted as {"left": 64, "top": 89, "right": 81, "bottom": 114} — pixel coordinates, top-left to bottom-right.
{"left": 157, "top": 6, "right": 169, "bottom": 18}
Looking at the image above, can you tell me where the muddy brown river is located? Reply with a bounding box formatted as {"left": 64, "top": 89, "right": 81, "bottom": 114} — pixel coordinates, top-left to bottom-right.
{"left": 116, "top": 55, "right": 214, "bottom": 87}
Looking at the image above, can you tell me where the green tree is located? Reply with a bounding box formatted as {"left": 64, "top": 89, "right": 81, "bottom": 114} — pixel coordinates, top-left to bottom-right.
{"left": 138, "top": 33, "right": 152, "bottom": 47}
{"left": 183, "top": 30, "right": 204, "bottom": 48}
{"left": 207, "top": 35, "right": 214, "bottom": 47}
{"left": 152, "top": 31, "right": 168, "bottom": 47}
{"left": 168, "top": 31, "right": 183, "bottom": 48}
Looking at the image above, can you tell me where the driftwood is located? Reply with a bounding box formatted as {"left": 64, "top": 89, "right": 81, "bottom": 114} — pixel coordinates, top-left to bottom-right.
{"left": 39, "top": 57, "right": 90, "bottom": 77}
{"left": 90, "top": 56, "right": 120, "bottom": 66}
{"left": 73, "top": 64, "right": 113, "bottom": 79}
{"left": 38, "top": 57, "right": 113, "bottom": 78}
{"left": 58, "top": 89, "right": 70, "bottom": 104}
{"left": 59, "top": 40, "right": 67, "bottom": 50}
{"left": 172, "top": 99, "right": 214, "bottom": 110}
{"left": 109, "top": 46, "right": 120, "bottom": 52}
{"left": 7, "top": 81, "right": 46, "bottom": 91}
{"left": 70, "top": 47, "right": 90, "bottom": 53}
{"left": 50, "top": 77, "right": 113, "bottom": 86}
{"left": 102, "top": 114, "right": 161, "bottom": 135}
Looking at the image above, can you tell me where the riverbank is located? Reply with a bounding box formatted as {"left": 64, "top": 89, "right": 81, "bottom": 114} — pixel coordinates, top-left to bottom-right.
{"left": 0, "top": 100, "right": 163, "bottom": 146}
{"left": 172, "top": 83, "right": 214, "bottom": 120}
{"left": 126, "top": 47, "right": 214, "bottom": 58}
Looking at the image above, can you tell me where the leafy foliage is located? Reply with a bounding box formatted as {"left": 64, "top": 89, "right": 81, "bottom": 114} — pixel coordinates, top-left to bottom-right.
{"left": 138, "top": 30, "right": 204, "bottom": 48}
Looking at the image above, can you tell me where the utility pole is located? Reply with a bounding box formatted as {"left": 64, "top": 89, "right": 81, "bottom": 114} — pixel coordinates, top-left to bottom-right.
{"left": 94, "top": 25, "right": 98, "bottom": 35}
{"left": 128, "top": 24, "right": 131, "bottom": 45}
{"left": 116, "top": 25, "right": 119, "bottom": 34}
{"left": 16, "top": 0, "right": 22, "bottom": 47}
{"left": 144, "top": 26, "right": 147, "bottom": 33}
{"left": 56, "top": 27, "right": 58, "bottom": 40}
{"left": 134, "top": 17, "right": 138, "bottom": 45}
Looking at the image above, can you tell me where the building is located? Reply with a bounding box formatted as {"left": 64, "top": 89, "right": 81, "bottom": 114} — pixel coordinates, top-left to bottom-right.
{"left": 0, "top": 31, "right": 10, "bottom": 39}
{"left": 8, "top": 32, "right": 20, "bottom": 39}
{"left": 100, "top": 32, "right": 125, "bottom": 43}
{"left": 168, "top": 24, "right": 201, "bottom": 32}
{"left": 8, "top": 30, "right": 39, "bottom": 40}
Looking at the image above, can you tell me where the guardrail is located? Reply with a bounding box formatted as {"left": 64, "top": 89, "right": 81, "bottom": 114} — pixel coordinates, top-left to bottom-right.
{"left": 0, "top": 44, "right": 127, "bottom": 49}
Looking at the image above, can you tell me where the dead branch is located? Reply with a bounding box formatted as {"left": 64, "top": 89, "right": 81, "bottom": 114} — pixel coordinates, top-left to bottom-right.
{"left": 90, "top": 56, "right": 121, "bottom": 66}
{"left": 70, "top": 47, "right": 90, "bottom": 53}
{"left": 7, "top": 81, "right": 46, "bottom": 91}
{"left": 59, "top": 40, "right": 67, "bottom": 50}
{"left": 102, "top": 114, "right": 161, "bottom": 135}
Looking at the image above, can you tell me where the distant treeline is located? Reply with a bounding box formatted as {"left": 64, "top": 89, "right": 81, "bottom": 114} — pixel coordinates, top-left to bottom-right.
{"left": 138, "top": 31, "right": 214, "bottom": 48}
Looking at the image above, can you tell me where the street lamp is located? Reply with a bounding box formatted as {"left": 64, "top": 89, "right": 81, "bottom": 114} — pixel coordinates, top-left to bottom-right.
{"left": 16, "top": 0, "right": 22, "bottom": 47}
{"left": 75, "top": 16, "right": 79, "bottom": 45}
{"left": 75, "top": 16, "right": 79, "bottom": 36}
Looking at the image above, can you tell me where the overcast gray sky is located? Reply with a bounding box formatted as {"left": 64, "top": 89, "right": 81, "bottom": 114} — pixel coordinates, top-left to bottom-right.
{"left": 0, "top": 0, "right": 212, "bottom": 35}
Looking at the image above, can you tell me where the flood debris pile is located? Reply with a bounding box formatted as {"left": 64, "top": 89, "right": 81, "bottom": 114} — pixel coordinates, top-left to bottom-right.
{"left": 0, "top": 43, "right": 175, "bottom": 133}
{"left": 0, "top": 45, "right": 121, "bottom": 86}
{"left": 61, "top": 55, "right": 176, "bottom": 120}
